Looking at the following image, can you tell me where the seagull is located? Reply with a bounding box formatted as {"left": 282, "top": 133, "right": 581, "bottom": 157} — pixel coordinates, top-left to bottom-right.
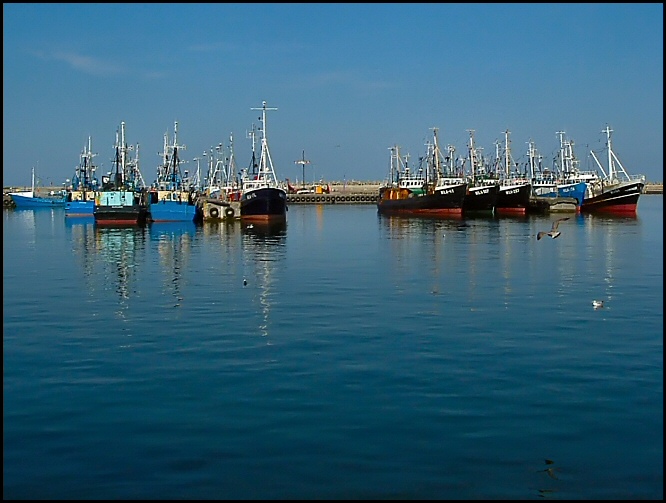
{"left": 537, "top": 217, "right": 570, "bottom": 240}
{"left": 592, "top": 300, "right": 604, "bottom": 309}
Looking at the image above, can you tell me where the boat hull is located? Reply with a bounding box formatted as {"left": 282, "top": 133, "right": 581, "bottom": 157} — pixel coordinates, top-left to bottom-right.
{"left": 557, "top": 181, "right": 587, "bottom": 206}
{"left": 463, "top": 184, "right": 499, "bottom": 214}
{"left": 94, "top": 190, "right": 148, "bottom": 226}
{"left": 148, "top": 201, "right": 198, "bottom": 222}
{"left": 65, "top": 200, "right": 95, "bottom": 217}
{"left": 377, "top": 184, "right": 466, "bottom": 216}
{"left": 240, "top": 187, "right": 288, "bottom": 222}
{"left": 10, "top": 193, "right": 66, "bottom": 208}
{"left": 496, "top": 182, "right": 532, "bottom": 215}
{"left": 580, "top": 181, "right": 644, "bottom": 215}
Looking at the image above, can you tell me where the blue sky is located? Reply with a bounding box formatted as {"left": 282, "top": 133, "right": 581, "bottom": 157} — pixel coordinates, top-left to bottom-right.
{"left": 3, "top": 3, "right": 663, "bottom": 187}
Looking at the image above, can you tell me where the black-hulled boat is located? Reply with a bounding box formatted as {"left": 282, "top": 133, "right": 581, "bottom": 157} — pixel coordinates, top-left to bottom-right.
{"left": 462, "top": 130, "right": 499, "bottom": 214}
{"left": 464, "top": 182, "right": 500, "bottom": 213}
{"left": 494, "top": 130, "right": 531, "bottom": 215}
{"left": 378, "top": 129, "right": 466, "bottom": 217}
{"left": 496, "top": 179, "right": 532, "bottom": 215}
{"left": 94, "top": 121, "right": 148, "bottom": 226}
{"left": 239, "top": 101, "right": 287, "bottom": 222}
{"left": 580, "top": 126, "right": 645, "bottom": 215}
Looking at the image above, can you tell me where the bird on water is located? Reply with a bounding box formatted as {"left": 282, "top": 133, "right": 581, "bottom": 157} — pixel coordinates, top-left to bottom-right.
{"left": 537, "top": 217, "right": 570, "bottom": 240}
{"left": 592, "top": 300, "right": 604, "bottom": 309}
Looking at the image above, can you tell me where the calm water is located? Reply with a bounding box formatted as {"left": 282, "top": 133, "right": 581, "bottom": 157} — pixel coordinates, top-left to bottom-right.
{"left": 3, "top": 197, "right": 663, "bottom": 499}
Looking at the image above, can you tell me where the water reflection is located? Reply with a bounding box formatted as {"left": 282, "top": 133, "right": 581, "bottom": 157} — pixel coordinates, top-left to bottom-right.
{"left": 65, "top": 219, "right": 98, "bottom": 291}
{"left": 68, "top": 224, "right": 147, "bottom": 317}
{"left": 241, "top": 220, "right": 287, "bottom": 338}
{"left": 149, "top": 222, "right": 199, "bottom": 307}
{"left": 5, "top": 207, "right": 64, "bottom": 237}
{"left": 377, "top": 209, "right": 645, "bottom": 311}
{"left": 579, "top": 212, "right": 641, "bottom": 306}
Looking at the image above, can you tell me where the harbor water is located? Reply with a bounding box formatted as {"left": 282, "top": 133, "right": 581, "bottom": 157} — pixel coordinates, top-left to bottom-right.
{"left": 3, "top": 197, "right": 663, "bottom": 499}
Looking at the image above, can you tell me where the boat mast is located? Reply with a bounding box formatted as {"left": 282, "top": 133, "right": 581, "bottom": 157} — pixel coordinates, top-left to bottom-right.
{"left": 157, "top": 130, "right": 169, "bottom": 185}
{"left": 86, "top": 136, "right": 97, "bottom": 189}
{"left": 447, "top": 144, "right": 456, "bottom": 177}
{"left": 556, "top": 131, "right": 566, "bottom": 178}
{"left": 120, "top": 122, "right": 127, "bottom": 187}
{"left": 605, "top": 125, "right": 615, "bottom": 181}
{"left": 170, "top": 121, "right": 186, "bottom": 189}
{"left": 467, "top": 129, "right": 476, "bottom": 183}
{"left": 527, "top": 140, "right": 537, "bottom": 180}
{"left": 431, "top": 127, "right": 444, "bottom": 182}
{"left": 251, "top": 100, "right": 279, "bottom": 185}
{"left": 503, "top": 130, "right": 511, "bottom": 179}
{"left": 246, "top": 123, "right": 258, "bottom": 176}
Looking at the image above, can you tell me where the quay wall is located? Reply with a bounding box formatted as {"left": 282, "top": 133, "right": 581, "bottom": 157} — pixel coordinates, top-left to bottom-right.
{"left": 4, "top": 182, "right": 663, "bottom": 208}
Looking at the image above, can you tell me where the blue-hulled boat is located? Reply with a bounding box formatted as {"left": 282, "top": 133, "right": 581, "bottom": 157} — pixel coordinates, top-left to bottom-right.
{"left": 65, "top": 136, "right": 100, "bottom": 218}
{"left": 557, "top": 181, "right": 587, "bottom": 206}
{"left": 147, "top": 121, "right": 200, "bottom": 223}
{"left": 10, "top": 167, "right": 66, "bottom": 208}
{"left": 554, "top": 131, "right": 588, "bottom": 208}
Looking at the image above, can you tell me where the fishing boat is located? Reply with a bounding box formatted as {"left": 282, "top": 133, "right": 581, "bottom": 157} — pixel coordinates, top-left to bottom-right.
{"left": 494, "top": 130, "right": 532, "bottom": 215}
{"left": 527, "top": 140, "right": 558, "bottom": 197}
{"left": 239, "top": 101, "right": 288, "bottom": 222}
{"left": 197, "top": 134, "right": 244, "bottom": 222}
{"left": 65, "top": 136, "right": 100, "bottom": 217}
{"left": 554, "top": 131, "right": 588, "bottom": 207}
{"left": 147, "top": 121, "right": 200, "bottom": 223}
{"left": 377, "top": 128, "right": 466, "bottom": 216}
{"left": 94, "top": 121, "right": 149, "bottom": 226}
{"left": 580, "top": 126, "right": 645, "bottom": 214}
{"left": 9, "top": 167, "right": 66, "bottom": 208}
{"left": 462, "top": 129, "right": 499, "bottom": 214}
{"left": 378, "top": 146, "right": 427, "bottom": 196}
